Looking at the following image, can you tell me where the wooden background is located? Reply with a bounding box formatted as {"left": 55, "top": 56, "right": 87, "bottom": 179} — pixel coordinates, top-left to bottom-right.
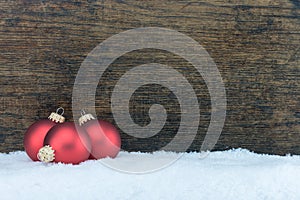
{"left": 0, "top": 0, "right": 299, "bottom": 155}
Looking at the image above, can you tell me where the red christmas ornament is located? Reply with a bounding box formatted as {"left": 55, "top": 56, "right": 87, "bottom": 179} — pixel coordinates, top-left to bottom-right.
{"left": 24, "top": 108, "right": 65, "bottom": 161}
{"left": 37, "top": 122, "right": 91, "bottom": 165}
{"left": 79, "top": 111, "right": 121, "bottom": 159}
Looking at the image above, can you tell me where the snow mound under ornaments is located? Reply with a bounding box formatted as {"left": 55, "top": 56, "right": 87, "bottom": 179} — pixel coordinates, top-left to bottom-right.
{"left": 1, "top": 149, "right": 300, "bottom": 200}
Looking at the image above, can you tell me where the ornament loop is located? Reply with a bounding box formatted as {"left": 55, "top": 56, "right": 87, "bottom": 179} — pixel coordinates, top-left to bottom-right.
{"left": 48, "top": 108, "right": 65, "bottom": 123}
{"left": 78, "top": 112, "right": 95, "bottom": 126}
{"left": 56, "top": 107, "right": 64, "bottom": 115}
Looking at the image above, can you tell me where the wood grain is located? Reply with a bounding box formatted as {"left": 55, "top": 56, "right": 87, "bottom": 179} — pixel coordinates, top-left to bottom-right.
{"left": 0, "top": 0, "right": 299, "bottom": 155}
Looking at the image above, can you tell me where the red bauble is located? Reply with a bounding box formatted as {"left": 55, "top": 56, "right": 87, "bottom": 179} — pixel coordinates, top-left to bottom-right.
{"left": 24, "top": 119, "right": 57, "bottom": 161}
{"left": 24, "top": 109, "right": 65, "bottom": 161}
{"left": 79, "top": 113, "right": 121, "bottom": 159}
{"left": 40, "top": 122, "right": 91, "bottom": 164}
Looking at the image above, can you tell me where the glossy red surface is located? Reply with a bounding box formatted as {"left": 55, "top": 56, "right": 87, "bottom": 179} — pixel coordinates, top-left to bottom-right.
{"left": 44, "top": 122, "right": 91, "bottom": 164}
{"left": 24, "top": 119, "right": 57, "bottom": 161}
{"left": 82, "top": 120, "right": 121, "bottom": 159}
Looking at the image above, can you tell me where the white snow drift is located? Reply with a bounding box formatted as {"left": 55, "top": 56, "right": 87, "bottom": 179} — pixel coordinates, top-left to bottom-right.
{"left": 1, "top": 149, "right": 300, "bottom": 200}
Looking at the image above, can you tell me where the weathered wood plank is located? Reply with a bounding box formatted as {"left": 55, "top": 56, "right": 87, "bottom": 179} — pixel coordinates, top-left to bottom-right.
{"left": 0, "top": 0, "right": 299, "bottom": 155}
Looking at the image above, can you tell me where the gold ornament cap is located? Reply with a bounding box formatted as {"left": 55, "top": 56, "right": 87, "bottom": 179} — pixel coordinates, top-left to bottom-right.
{"left": 78, "top": 110, "right": 95, "bottom": 126}
{"left": 48, "top": 107, "right": 65, "bottom": 123}
{"left": 37, "top": 145, "right": 55, "bottom": 163}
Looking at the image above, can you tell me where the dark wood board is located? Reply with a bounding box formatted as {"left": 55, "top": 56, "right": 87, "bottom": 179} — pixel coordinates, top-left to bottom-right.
{"left": 0, "top": 0, "right": 299, "bottom": 155}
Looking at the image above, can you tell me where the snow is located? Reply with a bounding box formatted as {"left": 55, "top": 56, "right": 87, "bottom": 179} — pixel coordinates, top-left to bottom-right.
{"left": 1, "top": 149, "right": 300, "bottom": 200}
